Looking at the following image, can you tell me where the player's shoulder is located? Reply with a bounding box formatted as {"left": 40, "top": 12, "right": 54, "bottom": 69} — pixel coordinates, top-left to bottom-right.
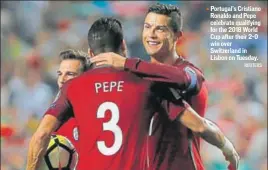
{"left": 74, "top": 67, "right": 148, "bottom": 85}
{"left": 174, "top": 56, "right": 204, "bottom": 76}
{"left": 63, "top": 75, "right": 80, "bottom": 88}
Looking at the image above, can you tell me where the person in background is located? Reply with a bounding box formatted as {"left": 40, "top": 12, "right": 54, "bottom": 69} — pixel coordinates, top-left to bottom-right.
{"left": 54, "top": 49, "right": 91, "bottom": 150}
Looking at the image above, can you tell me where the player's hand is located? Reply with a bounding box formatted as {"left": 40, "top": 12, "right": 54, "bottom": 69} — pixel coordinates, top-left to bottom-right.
{"left": 220, "top": 137, "right": 240, "bottom": 170}
{"left": 90, "top": 52, "right": 126, "bottom": 70}
{"left": 223, "top": 149, "right": 240, "bottom": 170}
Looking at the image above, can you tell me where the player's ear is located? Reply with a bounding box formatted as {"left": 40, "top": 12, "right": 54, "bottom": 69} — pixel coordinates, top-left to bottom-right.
{"left": 121, "top": 39, "right": 128, "bottom": 57}
{"left": 88, "top": 48, "right": 94, "bottom": 58}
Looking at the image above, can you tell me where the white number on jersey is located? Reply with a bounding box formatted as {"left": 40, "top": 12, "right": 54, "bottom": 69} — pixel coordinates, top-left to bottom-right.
{"left": 97, "top": 102, "right": 123, "bottom": 156}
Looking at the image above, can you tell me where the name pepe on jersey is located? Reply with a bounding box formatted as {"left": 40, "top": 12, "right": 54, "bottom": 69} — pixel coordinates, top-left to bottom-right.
{"left": 95, "top": 81, "right": 124, "bottom": 93}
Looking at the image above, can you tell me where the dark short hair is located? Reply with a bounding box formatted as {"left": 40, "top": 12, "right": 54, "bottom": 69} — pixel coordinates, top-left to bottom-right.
{"left": 147, "top": 3, "right": 183, "bottom": 32}
{"left": 87, "top": 17, "right": 123, "bottom": 55}
{"left": 59, "top": 49, "right": 91, "bottom": 72}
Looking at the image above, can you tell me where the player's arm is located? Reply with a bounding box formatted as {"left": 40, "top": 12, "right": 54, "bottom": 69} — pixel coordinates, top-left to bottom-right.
{"left": 124, "top": 58, "right": 200, "bottom": 92}
{"left": 90, "top": 53, "right": 202, "bottom": 93}
{"left": 26, "top": 115, "right": 60, "bottom": 170}
{"left": 177, "top": 102, "right": 239, "bottom": 170}
{"left": 26, "top": 84, "right": 73, "bottom": 170}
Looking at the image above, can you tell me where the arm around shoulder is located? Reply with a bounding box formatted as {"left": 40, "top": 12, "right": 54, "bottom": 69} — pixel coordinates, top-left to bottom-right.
{"left": 125, "top": 58, "right": 204, "bottom": 92}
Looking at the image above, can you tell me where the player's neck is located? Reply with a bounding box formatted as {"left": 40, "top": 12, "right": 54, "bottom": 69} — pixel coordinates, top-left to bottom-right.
{"left": 150, "top": 52, "right": 179, "bottom": 65}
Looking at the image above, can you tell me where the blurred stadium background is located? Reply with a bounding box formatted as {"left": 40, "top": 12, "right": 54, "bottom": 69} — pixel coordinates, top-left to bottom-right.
{"left": 1, "top": 1, "right": 267, "bottom": 170}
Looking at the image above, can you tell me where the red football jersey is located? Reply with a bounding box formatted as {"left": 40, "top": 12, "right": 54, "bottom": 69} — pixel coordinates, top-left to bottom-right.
{"left": 55, "top": 118, "right": 79, "bottom": 151}
{"left": 44, "top": 67, "right": 182, "bottom": 170}
{"left": 124, "top": 57, "right": 209, "bottom": 170}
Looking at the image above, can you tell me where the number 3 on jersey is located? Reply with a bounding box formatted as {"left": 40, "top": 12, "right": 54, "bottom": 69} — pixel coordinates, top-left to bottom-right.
{"left": 97, "top": 102, "right": 123, "bottom": 156}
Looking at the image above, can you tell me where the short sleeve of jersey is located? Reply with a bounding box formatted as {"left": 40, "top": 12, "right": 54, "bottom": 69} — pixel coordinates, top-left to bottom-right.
{"left": 168, "top": 99, "right": 190, "bottom": 121}
{"left": 44, "top": 83, "right": 73, "bottom": 123}
{"left": 152, "top": 83, "right": 190, "bottom": 121}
